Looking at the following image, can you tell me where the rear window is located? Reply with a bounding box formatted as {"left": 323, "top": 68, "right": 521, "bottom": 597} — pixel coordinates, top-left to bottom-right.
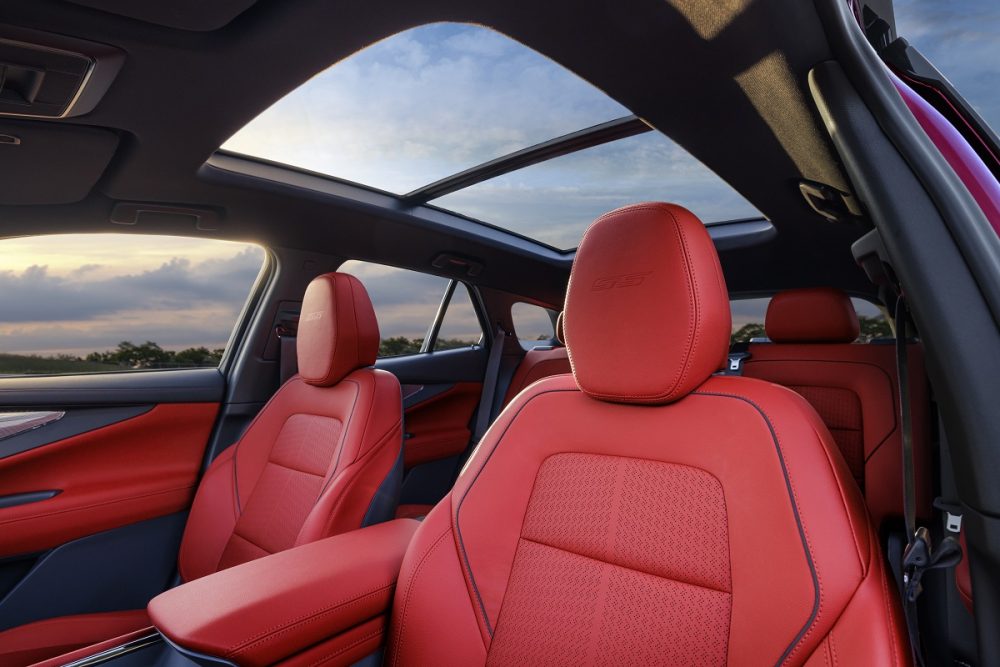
{"left": 730, "top": 296, "right": 891, "bottom": 344}
{"left": 511, "top": 302, "right": 556, "bottom": 346}
{"left": 0, "top": 234, "right": 266, "bottom": 375}
{"left": 338, "top": 260, "right": 483, "bottom": 356}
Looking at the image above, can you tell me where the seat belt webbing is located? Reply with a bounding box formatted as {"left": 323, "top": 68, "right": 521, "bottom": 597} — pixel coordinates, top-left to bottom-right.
{"left": 472, "top": 324, "right": 506, "bottom": 443}
{"left": 276, "top": 324, "right": 298, "bottom": 385}
{"left": 895, "top": 297, "right": 962, "bottom": 667}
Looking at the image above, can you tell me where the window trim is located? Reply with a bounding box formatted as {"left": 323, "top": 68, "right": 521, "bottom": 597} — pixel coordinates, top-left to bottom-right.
{"left": 422, "top": 279, "right": 458, "bottom": 353}
{"left": 219, "top": 246, "right": 276, "bottom": 376}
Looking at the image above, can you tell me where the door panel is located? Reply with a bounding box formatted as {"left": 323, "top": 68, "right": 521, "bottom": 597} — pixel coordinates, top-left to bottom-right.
{"left": 0, "top": 513, "right": 186, "bottom": 631}
{"left": 0, "top": 402, "right": 218, "bottom": 557}
{"left": 400, "top": 382, "right": 482, "bottom": 468}
{"left": 0, "top": 368, "right": 223, "bottom": 642}
{"left": 377, "top": 347, "right": 485, "bottom": 468}
{"left": 377, "top": 346, "right": 485, "bottom": 507}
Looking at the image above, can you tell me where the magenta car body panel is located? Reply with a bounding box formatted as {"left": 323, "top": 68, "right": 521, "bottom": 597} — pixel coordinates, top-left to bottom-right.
{"left": 888, "top": 69, "right": 1000, "bottom": 237}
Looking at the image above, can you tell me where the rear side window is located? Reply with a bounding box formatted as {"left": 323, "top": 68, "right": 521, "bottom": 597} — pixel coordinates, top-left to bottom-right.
{"left": 730, "top": 295, "right": 891, "bottom": 344}
{"left": 339, "top": 260, "right": 483, "bottom": 357}
{"left": 511, "top": 302, "right": 556, "bottom": 346}
{"left": 0, "top": 234, "right": 266, "bottom": 375}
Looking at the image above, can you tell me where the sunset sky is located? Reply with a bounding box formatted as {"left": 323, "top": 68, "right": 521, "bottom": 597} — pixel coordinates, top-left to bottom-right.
{"left": 0, "top": 3, "right": 992, "bottom": 358}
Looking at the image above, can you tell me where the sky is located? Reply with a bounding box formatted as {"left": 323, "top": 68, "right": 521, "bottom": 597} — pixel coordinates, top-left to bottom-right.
{"left": 2, "top": 9, "right": 994, "bottom": 358}
{"left": 0, "top": 236, "right": 265, "bottom": 357}
{"left": 894, "top": 0, "right": 1000, "bottom": 132}
{"left": 223, "top": 22, "right": 761, "bottom": 250}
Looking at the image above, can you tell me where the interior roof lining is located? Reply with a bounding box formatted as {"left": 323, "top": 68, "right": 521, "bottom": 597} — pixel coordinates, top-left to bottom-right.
{"left": 0, "top": 0, "right": 875, "bottom": 303}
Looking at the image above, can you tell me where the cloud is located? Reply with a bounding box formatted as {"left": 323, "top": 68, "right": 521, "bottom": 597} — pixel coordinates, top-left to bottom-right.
{"left": 341, "top": 260, "right": 483, "bottom": 340}
{"left": 222, "top": 22, "right": 629, "bottom": 195}
{"left": 0, "top": 245, "right": 265, "bottom": 356}
{"left": 223, "top": 14, "right": 1000, "bottom": 249}
{"left": 436, "top": 133, "right": 759, "bottom": 248}
{"left": 894, "top": 0, "right": 1000, "bottom": 131}
{"left": 0, "top": 247, "right": 264, "bottom": 323}
{"left": 223, "top": 22, "right": 760, "bottom": 249}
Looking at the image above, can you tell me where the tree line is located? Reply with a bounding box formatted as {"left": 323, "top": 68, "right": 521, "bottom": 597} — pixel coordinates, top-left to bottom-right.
{"left": 83, "top": 341, "right": 224, "bottom": 368}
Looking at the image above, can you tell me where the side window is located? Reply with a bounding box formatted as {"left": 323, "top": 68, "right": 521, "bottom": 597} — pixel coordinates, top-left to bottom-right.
{"left": 339, "top": 260, "right": 483, "bottom": 357}
{"left": 730, "top": 298, "right": 770, "bottom": 344}
{"left": 434, "top": 284, "right": 483, "bottom": 351}
{"left": 511, "top": 302, "right": 556, "bottom": 347}
{"left": 0, "top": 234, "right": 265, "bottom": 375}
{"left": 729, "top": 295, "right": 892, "bottom": 344}
{"left": 853, "top": 299, "right": 892, "bottom": 342}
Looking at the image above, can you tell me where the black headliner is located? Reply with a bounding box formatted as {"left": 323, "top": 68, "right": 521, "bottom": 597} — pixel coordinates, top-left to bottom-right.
{"left": 0, "top": 0, "right": 877, "bottom": 306}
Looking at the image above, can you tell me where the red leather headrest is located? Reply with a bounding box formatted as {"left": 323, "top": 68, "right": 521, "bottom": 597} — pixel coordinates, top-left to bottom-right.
{"left": 765, "top": 288, "right": 860, "bottom": 343}
{"left": 554, "top": 311, "right": 565, "bottom": 346}
{"left": 564, "top": 203, "right": 730, "bottom": 405}
{"left": 297, "top": 273, "right": 379, "bottom": 387}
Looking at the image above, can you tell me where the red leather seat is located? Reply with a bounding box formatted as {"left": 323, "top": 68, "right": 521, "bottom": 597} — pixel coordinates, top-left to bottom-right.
{"left": 386, "top": 203, "right": 909, "bottom": 665}
{"left": 502, "top": 312, "right": 572, "bottom": 407}
{"left": 0, "top": 272, "right": 403, "bottom": 666}
{"left": 743, "top": 288, "right": 931, "bottom": 529}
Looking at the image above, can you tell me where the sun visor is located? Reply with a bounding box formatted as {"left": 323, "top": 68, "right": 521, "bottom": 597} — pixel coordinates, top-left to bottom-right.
{"left": 64, "top": 0, "right": 258, "bottom": 31}
{"left": 0, "top": 120, "right": 118, "bottom": 204}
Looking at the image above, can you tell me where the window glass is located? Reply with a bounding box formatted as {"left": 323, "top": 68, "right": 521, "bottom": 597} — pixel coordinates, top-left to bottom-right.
{"left": 895, "top": 0, "right": 1000, "bottom": 132}
{"left": 224, "top": 22, "right": 760, "bottom": 250}
{"left": 434, "top": 131, "right": 761, "bottom": 250}
{"left": 0, "top": 234, "right": 265, "bottom": 375}
{"left": 339, "top": 260, "right": 483, "bottom": 356}
{"left": 224, "top": 23, "right": 627, "bottom": 194}
{"left": 435, "top": 284, "right": 482, "bottom": 351}
{"left": 511, "top": 302, "right": 555, "bottom": 345}
{"left": 729, "top": 296, "right": 891, "bottom": 344}
{"left": 730, "top": 297, "right": 770, "bottom": 344}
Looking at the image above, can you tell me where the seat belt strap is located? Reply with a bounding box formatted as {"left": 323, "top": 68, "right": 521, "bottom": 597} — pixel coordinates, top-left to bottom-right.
{"left": 276, "top": 324, "right": 298, "bottom": 385}
{"left": 894, "top": 297, "right": 962, "bottom": 667}
{"left": 472, "top": 324, "right": 507, "bottom": 443}
{"left": 896, "top": 297, "right": 917, "bottom": 545}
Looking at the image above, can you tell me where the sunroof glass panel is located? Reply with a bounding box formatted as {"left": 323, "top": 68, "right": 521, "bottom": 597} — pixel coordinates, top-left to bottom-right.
{"left": 223, "top": 23, "right": 629, "bottom": 193}
{"left": 431, "top": 132, "right": 763, "bottom": 250}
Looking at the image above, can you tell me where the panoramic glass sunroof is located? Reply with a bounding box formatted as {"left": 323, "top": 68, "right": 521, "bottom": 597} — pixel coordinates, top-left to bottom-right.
{"left": 223, "top": 23, "right": 629, "bottom": 194}
{"left": 223, "top": 23, "right": 762, "bottom": 250}
{"left": 434, "top": 132, "right": 761, "bottom": 250}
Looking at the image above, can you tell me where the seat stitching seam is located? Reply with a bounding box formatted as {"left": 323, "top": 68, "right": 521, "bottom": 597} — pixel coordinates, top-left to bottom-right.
{"left": 454, "top": 388, "right": 580, "bottom": 638}
{"left": 226, "top": 584, "right": 393, "bottom": 656}
{"left": 266, "top": 459, "right": 327, "bottom": 477}
{"left": 0, "top": 485, "right": 194, "bottom": 527}
{"left": 692, "top": 390, "right": 821, "bottom": 666}
{"left": 808, "top": 420, "right": 866, "bottom": 574}
{"left": 518, "top": 535, "right": 733, "bottom": 594}
{"left": 669, "top": 208, "right": 701, "bottom": 399}
{"left": 226, "top": 530, "right": 273, "bottom": 556}
{"left": 391, "top": 526, "right": 452, "bottom": 663}
{"left": 305, "top": 626, "right": 384, "bottom": 667}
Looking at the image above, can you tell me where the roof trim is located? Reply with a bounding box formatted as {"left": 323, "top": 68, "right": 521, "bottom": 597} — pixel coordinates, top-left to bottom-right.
{"left": 402, "top": 115, "right": 651, "bottom": 204}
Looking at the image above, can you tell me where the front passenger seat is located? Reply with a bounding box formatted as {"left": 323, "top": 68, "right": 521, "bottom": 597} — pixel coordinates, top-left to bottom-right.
{"left": 0, "top": 272, "right": 404, "bottom": 666}
{"left": 386, "top": 203, "right": 909, "bottom": 665}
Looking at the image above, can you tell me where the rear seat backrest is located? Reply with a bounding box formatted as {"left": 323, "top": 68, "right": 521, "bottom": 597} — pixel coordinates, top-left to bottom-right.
{"left": 742, "top": 288, "right": 931, "bottom": 529}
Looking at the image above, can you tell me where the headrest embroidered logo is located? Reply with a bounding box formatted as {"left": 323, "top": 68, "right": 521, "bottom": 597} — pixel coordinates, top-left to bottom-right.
{"left": 303, "top": 311, "right": 324, "bottom": 322}
{"left": 591, "top": 271, "right": 652, "bottom": 291}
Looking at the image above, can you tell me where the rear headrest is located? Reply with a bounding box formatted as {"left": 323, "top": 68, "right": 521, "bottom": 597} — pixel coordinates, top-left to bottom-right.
{"left": 297, "top": 273, "right": 380, "bottom": 386}
{"left": 554, "top": 311, "right": 565, "bottom": 346}
{"left": 564, "top": 203, "right": 730, "bottom": 405}
{"left": 765, "top": 288, "right": 860, "bottom": 344}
